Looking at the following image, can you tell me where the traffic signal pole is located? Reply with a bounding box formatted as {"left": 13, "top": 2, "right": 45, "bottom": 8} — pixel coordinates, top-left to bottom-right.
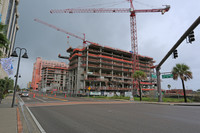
{"left": 156, "top": 16, "right": 200, "bottom": 102}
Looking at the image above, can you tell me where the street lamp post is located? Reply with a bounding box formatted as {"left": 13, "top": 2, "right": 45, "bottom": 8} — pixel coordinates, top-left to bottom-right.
{"left": 11, "top": 47, "right": 28, "bottom": 108}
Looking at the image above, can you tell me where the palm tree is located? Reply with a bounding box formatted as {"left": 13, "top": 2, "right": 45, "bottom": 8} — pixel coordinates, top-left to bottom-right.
{"left": 0, "top": 23, "right": 9, "bottom": 57}
{"left": 172, "top": 64, "right": 192, "bottom": 103}
{"left": 133, "top": 70, "right": 147, "bottom": 101}
{"left": 167, "top": 84, "right": 171, "bottom": 90}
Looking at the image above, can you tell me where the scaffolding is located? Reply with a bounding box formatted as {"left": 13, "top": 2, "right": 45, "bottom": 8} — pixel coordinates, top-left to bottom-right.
{"left": 31, "top": 57, "right": 68, "bottom": 90}
{"left": 67, "top": 44, "right": 156, "bottom": 95}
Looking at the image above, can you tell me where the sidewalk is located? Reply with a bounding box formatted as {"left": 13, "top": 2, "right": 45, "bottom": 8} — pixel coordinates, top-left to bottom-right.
{"left": 0, "top": 93, "right": 17, "bottom": 133}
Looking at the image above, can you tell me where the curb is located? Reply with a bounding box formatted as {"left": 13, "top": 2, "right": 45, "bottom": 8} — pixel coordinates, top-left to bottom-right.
{"left": 18, "top": 96, "right": 46, "bottom": 133}
{"left": 173, "top": 103, "right": 200, "bottom": 106}
{"left": 131, "top": 101, "right": 200, "bottom": 106}
{"left": 17, "top": 107, "right": 23, "bottom": 133}
{"left": 26, "top": 106, "right": 46, "bottom": 133}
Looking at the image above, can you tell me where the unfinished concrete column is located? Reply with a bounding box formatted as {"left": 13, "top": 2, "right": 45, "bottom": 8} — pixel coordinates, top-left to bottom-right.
{"left": 111, "top": 52, "right": 113, "bottom": 79}
{"left": 70, "top": 71, "right": 73, "bottom": 93}
{"left": 99, "top": 47, "right": 102, "bottom": 89}
{"left": 122, "top": 64, "right": 124, "bottom": 89}
{"left": 86, "top": 46, "right": 89, "bottom": 79}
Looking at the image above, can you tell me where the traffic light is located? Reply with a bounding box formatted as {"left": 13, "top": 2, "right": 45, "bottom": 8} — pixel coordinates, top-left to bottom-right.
{"left": 173, "top": 49, "right": 178, "bottom": 59}
{"left": 188, "top": 31, "right": 195, "bottom": 43}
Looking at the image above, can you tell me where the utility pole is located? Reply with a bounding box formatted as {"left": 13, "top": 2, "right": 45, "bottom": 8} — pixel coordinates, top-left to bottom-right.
{"left": 156, "top": 16, "right": 200, "bottom": 102}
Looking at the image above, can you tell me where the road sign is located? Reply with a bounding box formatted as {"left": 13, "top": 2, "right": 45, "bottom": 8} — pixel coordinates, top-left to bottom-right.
{"left": 162, "top": 74, "right": 173, "bottom": 79}
{"left": 151, "top": 74, "right": 157, "bottom": 78}
{"left": 88, "top": 86, "right": 91, "bottom": 91}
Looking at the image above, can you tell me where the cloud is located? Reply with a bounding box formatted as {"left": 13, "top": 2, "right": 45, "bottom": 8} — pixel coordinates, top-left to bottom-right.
{"left": 13, "top": 0, "right": 200, "bottom": 90}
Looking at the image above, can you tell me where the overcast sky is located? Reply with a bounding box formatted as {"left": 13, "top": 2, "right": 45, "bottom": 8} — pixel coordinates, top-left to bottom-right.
{"left": 12, "top": 0, "right": 200, "bottom": 90}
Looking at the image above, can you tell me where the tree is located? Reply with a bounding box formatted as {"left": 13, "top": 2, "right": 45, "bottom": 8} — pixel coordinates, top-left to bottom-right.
{"left": 0, "top": 23, "right": 9, "bottom": 57}
{"left": 167, "top": 84, "right": 171, "bottom": 90}
{"left": 172, "top": 64, "right": 192, "bottom": 103}
{"left": 16, "top": 85, "right": 20, "bottom": 92}
{"left": 133, "top": 70, "right": 147, "bottom": 101}
{"left": 0, "top": 77, "right": 14, "bottom": 103}
{"left": 0, "top": 78, "right": 6, "bottom": 102}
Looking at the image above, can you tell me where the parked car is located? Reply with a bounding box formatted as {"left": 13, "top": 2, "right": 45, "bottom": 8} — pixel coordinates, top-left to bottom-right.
{"left": 21, "top": 92, "right": 29, "bottom": 97}
{"left": 18, "top": 91, "right": 22, "bottom": 96}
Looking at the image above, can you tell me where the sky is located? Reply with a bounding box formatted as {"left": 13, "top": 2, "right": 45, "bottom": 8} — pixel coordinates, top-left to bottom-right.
{"left": 11, "top": 0, "right": 200, "bottom": 90}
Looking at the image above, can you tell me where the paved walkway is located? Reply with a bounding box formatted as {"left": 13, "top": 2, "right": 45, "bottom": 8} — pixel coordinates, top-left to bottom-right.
{"left": 0, "top": 93, "right": 17, "bottom": 133}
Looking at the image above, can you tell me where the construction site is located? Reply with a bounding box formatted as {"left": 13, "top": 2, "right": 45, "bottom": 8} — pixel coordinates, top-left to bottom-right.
{"left": 67, "top": 43, "right": 156, "bottom": 96}
{"left": 31, "top": 57, "right": 68, "bottom": 91}
{"left": 32, "top": 1, "right": 171, "bottom": 96}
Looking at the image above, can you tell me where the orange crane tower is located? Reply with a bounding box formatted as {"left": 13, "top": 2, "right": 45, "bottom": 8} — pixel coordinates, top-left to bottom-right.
{"left": 49, "top": 0, "right": 170, "bottom": 88}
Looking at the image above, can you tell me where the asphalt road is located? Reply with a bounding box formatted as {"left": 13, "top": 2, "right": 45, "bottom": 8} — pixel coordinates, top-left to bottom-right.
{"left": 21, "top": 93, "right": 114, "bottom": 103}
{"left": 28, "top": 102, "right": 200, "bottom": 133}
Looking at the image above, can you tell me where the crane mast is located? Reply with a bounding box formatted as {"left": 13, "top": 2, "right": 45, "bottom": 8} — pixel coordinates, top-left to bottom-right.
{"left": 50, "top": 0, "right": 170, "bottom": 90}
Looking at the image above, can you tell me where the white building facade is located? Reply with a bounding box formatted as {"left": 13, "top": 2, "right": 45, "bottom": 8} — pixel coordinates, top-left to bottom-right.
{"left": 0, "top": 0, "right": 20, "bottom": 78}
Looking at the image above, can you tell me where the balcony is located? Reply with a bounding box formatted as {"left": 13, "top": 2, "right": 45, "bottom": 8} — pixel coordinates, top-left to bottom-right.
{"left": 113, "top": 62, "right": 123, "bottom": 66}
{"left": 68, "top": 64, "right": 78, "bottom": 70}
{"left": 88, "top": 64, "right": 100, "bottom": 68}
{"left": 123, "top": 64, "right": 132, "bottom": 68}
{"left": 101, "top": 73, "right": 112, "bottom": 77}
{"left": 101, "top": 60, "right": 112, "bottom": 64}
{"left": 101, "top": 65, "right": 112, "bottom": 69}
{"left": 88, "top": 58, "right": 100, "bottom": 63}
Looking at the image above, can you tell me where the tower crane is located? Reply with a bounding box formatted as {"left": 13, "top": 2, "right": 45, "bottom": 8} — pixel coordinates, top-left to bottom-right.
{"left": 34, "top": 18, "right": 102, "bottom": 59}
{"left": 34, "top": 18, "right": 98, "bottom": 47}
{"left": 50, "top": 0, "right": 170, "bottom": 89}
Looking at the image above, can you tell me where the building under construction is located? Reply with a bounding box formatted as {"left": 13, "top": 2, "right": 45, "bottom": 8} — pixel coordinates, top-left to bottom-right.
{"left": 31, "top": 57, "right": 68, "bottom": 91}
{"left": 67, "top": 43, "right": 156, "bottom": 96}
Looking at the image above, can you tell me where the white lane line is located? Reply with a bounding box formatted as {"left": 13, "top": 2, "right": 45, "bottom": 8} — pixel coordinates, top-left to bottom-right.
{"left": 18, "top": 95, "right": 46, "bottom": 133}
{"left": 26, "top": 106, "right": 46, "bottom": 133}
{"left": 34, "top": 97, "right": 46, "bottom": 102}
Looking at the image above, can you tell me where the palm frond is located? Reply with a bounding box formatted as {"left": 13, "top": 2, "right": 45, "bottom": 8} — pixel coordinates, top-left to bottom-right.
{"left": 133, "top": 70, "right": 147, "bottom": 81}
{"left": 171, "top": 63, "right": 192, "bottom": 81}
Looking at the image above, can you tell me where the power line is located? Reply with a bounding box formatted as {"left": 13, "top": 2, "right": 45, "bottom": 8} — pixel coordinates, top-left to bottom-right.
{"left": 75, "top": 0, "right": 128, "bottom": 9}
{"left": 134, "top": 0, "right": 156, "bottom": 8}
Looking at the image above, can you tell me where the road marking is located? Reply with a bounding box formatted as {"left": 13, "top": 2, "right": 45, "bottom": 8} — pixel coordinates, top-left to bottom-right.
{"left": 44, "top": 96, "right": 68, "bottom": 101}
{"left": 18, "top": 95, "right": 46, "bottom": 133}
{"left": 18, "top": 96, "right": 35, "bottom": 133}
{"left": 26, "top": 106, "right": 46, "bottom": 133}
{"left": 34, "top": 97, "right": 46, "bottom": 102}
{"left": 27, "top": 98, "right": 31, "bottom": 100}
